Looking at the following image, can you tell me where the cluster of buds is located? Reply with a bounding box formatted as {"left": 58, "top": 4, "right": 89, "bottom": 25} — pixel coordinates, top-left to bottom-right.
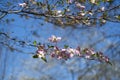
{"left": 33, "top": 35, "right": 112, "bottom": 65}
{"left": 50, "top": 47, "right": 81, "bottom": 60}
{"left": 33, "top": 45, "right": 47, "bottom": 62}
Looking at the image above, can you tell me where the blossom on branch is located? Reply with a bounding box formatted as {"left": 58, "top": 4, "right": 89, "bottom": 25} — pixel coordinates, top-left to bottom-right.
{"left": 33, "top": 45, "right": 47, "bottom": 62}
{"left": 37, "top": 50, "right": 45, "bottom": 58}
{"left": 48, "top": 35, "right": 61, "bottom": 43}
{"left": 33, "top": 35, "right": 112, "bottom": 65}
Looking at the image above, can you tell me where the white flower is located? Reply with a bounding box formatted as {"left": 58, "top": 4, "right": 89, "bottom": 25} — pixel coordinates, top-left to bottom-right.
{"left": 19, "top": 3, "right": 27, "bottom": 7}
{"left": 57, "top": 10, "right": 62, "bottom": 17}
{"left": 102, "top": 19, "right": 106, "bottom": 23}
{"left": 57, "top": 10, "right": 62, "bottom": 14}
{"left": 67, "top": 48, "right": 75, "bottom": 54}
{"left": 48, "top": 35, "right": 61, "bottom": 43}
{"left": 89, "top": 12, "right": 93, "bottom": 16}
{"left": 80, "top": 5, "right": 85, "bottom": 9}
{"left": 37, "top": 50, "right": 45, "bottom": 58}
{"left": 70, "top": 53, "right": 74, "bottom": 58}
{"left": 101, "top": 7, "right": 105, "bottom": 11}
{"left": 75, "top": 2, "right": 85, "bottom": 9}
{"left": 54, "top": 10, "right": 63, "bottom": 17}
{"left": 86, "top": 22, "right": 91, "bottom": 26}
{"left": 66, "top": 8, "right": 70, "bottom": 12}
{"left": 85, "top": 55, "right": 91, "bottom": 59}
{"left": 57, "top": 14, "right": 62, "bottom": 17}
{"left": 91, "top": 0, "right": 96, "bottom": 4}
{"left": 80, "top": 12, "right": 86, "bottom": 16}
{"left": 61, "top": 49, "right": 66, "bottom": 51}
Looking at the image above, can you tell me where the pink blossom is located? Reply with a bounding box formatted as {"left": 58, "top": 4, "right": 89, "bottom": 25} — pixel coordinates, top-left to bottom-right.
{"left": 61, "top": 48, "right": 66, "bottom": 52}
{"left": 50, "top": 52, "right": 56, "bottom": 58}
{"left": 37, "top": 50, "right": 45, "bottom": 58}
{"left": 88, "top": 48, "right": 95, "bottom": 55}
{"left": 67, "top": 48, "right": 75, "bottom": 54}
{"left": 85, "top": 55, "right": 91, "bottom": 59}
{"left": 66, "top": 48, "right": 75, "bottom": 57}
{"left": 33, "top": 35, "right": 111, "bottom": 64}
{"left": 48, "top": 35, "right": 61, "bottom": 43}
{"left": 75, "top": 46, "right": 81, "bottom": 56}
{"left": 84, "top": 48, "right": 95, "bottom": 55}
{"left": 69, "top": 53, "right": 74, "bottom": 58}
{"left": 103, "top": 56, "right": 109, "bottom": 62}
{"left": 36, "top": 45, "right": 46, "bottom": 58}
{"left": 57, "top": 55, "right": 62, "bottom": 59}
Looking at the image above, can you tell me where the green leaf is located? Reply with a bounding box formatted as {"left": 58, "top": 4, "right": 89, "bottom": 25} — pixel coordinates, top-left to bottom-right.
{"left": 107, "top": 0, "right": 113, "bottom": 3}
{"left": 64, "top": 45, "right": 69, "bottom": 49}
{"left": 103, "top": 12, "right": 108, "bottom": 18}
{"left": 33, "top": 41, "right": 37, "bottom": 46}
{"left": 48, "top": 45, "right": 54, "bottom": 48}
{"left": 41, "top": 57, "right": 47, "bottom": 62}
{"left": 36, "top": 2, "right": 40, "bottom": 6}
{"left": 33, "top": 54, "right": 39, "bottom": 58}
{"left": 91, "top": 54, "right": 97, "bottom": 57}
{"left": 107, "top": 61, "right": 112, "bottom": 66}
{"left": 47, "top": 4, "right": 51, "bottom": 11}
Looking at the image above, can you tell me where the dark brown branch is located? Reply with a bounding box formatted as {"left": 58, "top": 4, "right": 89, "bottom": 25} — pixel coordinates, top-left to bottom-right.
{"left": 0, "top": 42, "right": 34, "bottom": 54}
{"left": 0, "top": 3, "right": 120, "bottom": 26}
{"left": 0, "top": 32, "right": 36, "bottom": 47}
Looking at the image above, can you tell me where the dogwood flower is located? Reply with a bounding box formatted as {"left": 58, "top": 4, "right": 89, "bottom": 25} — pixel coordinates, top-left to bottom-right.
{"left": 67, "top": 48, "right": 75, "bottom": 54}
{"left": 75, "top": 47, "right": 81, "bottom": 56}
{"left": 91, "top": 0, "right": 96, "bottom": 4}
{"left": 101, "top": 7, "right": 105, "bottom": 11}
{"left": 48, "top": 35, "right": 61, "bottom": 43}
{"left": 57, "top": 10, "right": 62, "bottom": 14}
{"left": 56, "top": 10, "right": 63, "bottom": 17}
{"left": 33, "top": 35, "right": 111, "bottom": 65}
{"left": 19, "top": 3, "right": 27, "bottom": 7}
{"left": 37, "top": 50, "right": 45, "bottom": 58}
{"left": 102, "top": 19, "right": 106, "bottom": 24}
{"left": 85, "top": 55, "right": 91, "bottom": 59}
{"left": 80, "top": 12, "right": 86, "bottom": 16}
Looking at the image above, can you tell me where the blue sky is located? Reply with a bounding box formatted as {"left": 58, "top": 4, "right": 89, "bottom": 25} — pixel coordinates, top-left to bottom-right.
{"left": 0, "top": 0, "right": 120, "bottom": 80}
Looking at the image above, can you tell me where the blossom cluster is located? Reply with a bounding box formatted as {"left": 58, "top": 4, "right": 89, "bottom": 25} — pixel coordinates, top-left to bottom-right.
{"left": 33, "top": 35, "right": 112, "bottom": 65}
